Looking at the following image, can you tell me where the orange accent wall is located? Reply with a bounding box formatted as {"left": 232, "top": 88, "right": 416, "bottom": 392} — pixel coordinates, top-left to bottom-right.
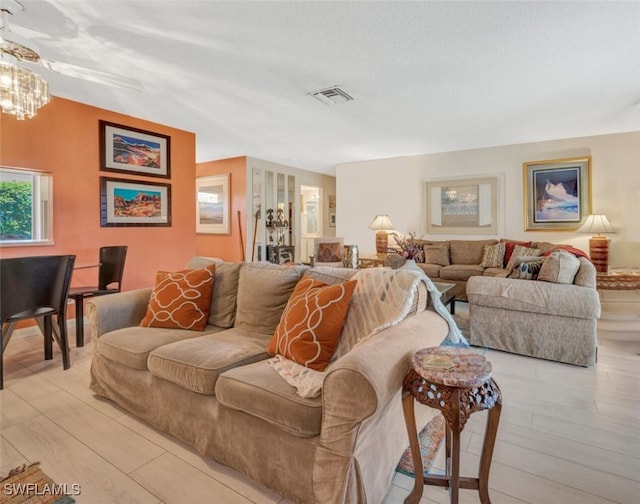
{"left": 1, "top": 97, "right": 197, "bottom": 291}
{"left": 195, "top": 157, "right": 247, "bottom": 261}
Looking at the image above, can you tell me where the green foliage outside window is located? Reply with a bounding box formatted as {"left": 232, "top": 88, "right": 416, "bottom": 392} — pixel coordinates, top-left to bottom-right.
{"left": 0, "top": 181, "right": 32, "bottom": 239}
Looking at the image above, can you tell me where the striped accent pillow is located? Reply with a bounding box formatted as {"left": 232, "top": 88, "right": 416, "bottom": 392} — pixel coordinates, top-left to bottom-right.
{"left": 140, "top": 264, "right": 216, "bottom": 331}
{"left": 268, "top": 277, "right": 357, "bottom": 370}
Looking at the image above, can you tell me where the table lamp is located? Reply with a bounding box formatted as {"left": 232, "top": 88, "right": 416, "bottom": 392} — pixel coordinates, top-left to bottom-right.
{"left": 368, "top": 214, "right": 394, "bottom": 254}
{"left": 577, "top": 214, "right": 615, "bottom": 273}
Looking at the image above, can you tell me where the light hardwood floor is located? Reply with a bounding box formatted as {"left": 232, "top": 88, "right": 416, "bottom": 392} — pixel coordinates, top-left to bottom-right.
{"left": 1, "top": 314, "right": 638, "bottom": 504}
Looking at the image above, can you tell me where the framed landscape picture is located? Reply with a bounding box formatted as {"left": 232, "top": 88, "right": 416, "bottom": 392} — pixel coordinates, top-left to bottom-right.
{"left": 196, "top": 174, "right": 230, "bottom": 234}
{"left": 100, "top": 120, "right": 171, "bottom": 178}
{"left": 523, "top": 157, "right": 591, "bottom": 230}
{"left": 100, "top": 177, "right": 171, "bottom": 227}
{"left": 425, "top": 176, "right": 499, "bottom": 234}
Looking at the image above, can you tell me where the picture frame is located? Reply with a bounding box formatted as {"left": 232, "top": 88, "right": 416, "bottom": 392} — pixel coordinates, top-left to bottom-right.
{"left": 100, "top": 120, "right": 171, "bottom": 178}
{"left": 329, "top": 212, "right": 336, "bottom": 227}
{"left": 523, "top": 156, "right": 591, "bottom": 231}
{"left": 196, "top": 174, "right": 231, "bottom": 234}
{"left": 425, "top": 176, "right": 499, "bottom": 234}
{"left": 100, "top": 177, "right": 171, "bottom": 227}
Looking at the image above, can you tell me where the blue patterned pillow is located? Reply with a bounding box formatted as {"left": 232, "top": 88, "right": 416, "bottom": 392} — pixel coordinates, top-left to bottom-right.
{"left": 508, "top": 257, "right": 545, "bottom": 280}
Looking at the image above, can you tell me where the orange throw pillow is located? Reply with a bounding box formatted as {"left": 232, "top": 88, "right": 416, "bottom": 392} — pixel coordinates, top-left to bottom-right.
{"left": 268, "top": 277, "right": 357, "bottom": 370}
{"left": 140, "top": 264, "right": 216, "bottom": 331}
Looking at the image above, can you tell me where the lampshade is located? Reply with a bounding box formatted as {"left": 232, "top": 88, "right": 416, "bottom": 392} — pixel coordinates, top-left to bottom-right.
{"left": 577, "top": 214, "right": 615, "bottom": 235}
{"left": 368, "top": 214, "right": 394, "bottom": 231}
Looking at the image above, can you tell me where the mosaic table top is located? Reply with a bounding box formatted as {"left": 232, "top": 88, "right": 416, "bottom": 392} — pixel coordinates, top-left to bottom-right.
{"left": 412, "top": 347, "right": 492, "bottom": 388}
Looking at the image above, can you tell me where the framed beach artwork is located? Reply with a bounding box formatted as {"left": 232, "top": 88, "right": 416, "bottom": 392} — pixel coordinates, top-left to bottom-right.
{"left": 196, "top": 174, "right": 231, "bottom": 234}
{"left": 523, "top": 157, "right": 591, "bottom": 231}
{"left": 425, "top": 176, "right": 499, "bottom": 234}
{"left": 100, "top": 120, "right": 171, "bottom": 178}
{"left": 100, "top": 177, "right": 171, "bottom": 227}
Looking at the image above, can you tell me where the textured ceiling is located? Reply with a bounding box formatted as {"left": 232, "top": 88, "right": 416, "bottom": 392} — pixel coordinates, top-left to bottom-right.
{"left": 6, "top": 1, "right": 640, "bottom": 174}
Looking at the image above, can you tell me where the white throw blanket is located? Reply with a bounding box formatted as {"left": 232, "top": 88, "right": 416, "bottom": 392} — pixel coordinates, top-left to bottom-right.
{"left": 268, "top": 268, "right": 467, "bottom": 398}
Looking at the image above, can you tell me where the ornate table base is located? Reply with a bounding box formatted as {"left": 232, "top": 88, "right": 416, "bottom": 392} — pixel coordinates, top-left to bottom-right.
{"left": 402, "top": 349, "right": 502, "bottom": 504}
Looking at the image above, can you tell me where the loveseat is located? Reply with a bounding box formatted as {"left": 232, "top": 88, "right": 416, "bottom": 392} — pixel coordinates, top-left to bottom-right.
{"left": 87, "top": 259, "right": 450, "bottom": 504}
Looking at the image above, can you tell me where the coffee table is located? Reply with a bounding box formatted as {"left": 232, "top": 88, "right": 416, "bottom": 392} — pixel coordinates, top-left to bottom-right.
{"left": 433, "top": 281, "right": 457, "bottom": 314}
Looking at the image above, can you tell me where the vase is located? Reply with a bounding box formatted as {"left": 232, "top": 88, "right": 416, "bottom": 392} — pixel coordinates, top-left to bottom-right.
{"left": 401, "top": 259, "right": 422, "bottom": 272}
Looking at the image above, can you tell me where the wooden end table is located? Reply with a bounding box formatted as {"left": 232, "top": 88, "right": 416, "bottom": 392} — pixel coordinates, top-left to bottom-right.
{"left": 402, "top": 347, "right": 502, "bottom": 504}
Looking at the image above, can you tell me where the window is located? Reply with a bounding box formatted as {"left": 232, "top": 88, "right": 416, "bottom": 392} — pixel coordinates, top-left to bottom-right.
{"left": 0, "top": 167, "right": 53, "bottom": 246}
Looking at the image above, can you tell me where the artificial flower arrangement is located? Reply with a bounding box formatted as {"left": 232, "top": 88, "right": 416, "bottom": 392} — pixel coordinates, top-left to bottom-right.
{"left": 388, "top": 232, "right": 425, "bottom": 262}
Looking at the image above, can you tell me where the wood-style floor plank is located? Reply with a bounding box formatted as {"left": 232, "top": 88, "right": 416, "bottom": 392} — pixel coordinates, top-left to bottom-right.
{"left": 1, "top": 318, "right": 639, "bottom": 504}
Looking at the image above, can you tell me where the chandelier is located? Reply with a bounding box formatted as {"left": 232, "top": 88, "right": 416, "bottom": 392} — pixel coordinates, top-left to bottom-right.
{"left": 0, "top": 61, "right": 50, "bottom": 120}
{"left": 0, "top": 0, "right": 50, "bottom": 120}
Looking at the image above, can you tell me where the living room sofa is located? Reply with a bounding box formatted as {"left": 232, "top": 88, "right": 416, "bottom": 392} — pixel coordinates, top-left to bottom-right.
{"left": 415, "top": 239, "right": 576, "bottom": 299}
{"left": 412, "top": 239, "right": 600, "bottom": 366}
{"left": 466, "top": 255, "right": 600, "bottom": 366}
{"left": 87, "top": 259, "right": 449, "bottom": 504}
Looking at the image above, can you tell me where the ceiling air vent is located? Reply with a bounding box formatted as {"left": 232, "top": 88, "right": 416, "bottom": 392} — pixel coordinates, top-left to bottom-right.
{"left": 310, "top": 86, "right": 354, "bottom": 105}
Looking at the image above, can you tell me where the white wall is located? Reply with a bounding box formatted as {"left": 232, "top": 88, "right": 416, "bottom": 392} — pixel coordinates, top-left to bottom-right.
{"left": 336, "top": 131, "right": 640, "bottom": 267}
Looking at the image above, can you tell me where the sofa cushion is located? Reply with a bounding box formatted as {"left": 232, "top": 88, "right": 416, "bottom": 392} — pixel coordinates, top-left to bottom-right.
{"left": 96, "top": 326, "right": 218, "bottom": 370}
{"left": 423, "top": 244, "right": 450, "bottom": 266}
{"left": 538, "top": 251, "right": 581, "bottom": 284}
{"left": 533, "top": 241, "right": 571, "bottom": 254}
{"left": 216, "top": 360, "right": 322, "bottom": 437}
{"left": 268, "top": 278, "right": 357, "bottom": 371}
{"left": 574, "top": 257, "right": 597, "bottom": 288}
{"left": 147, "top": 329, "right": 269, "bottom": 395}
{"left": 235, "top": 262, "right": 307, "bottom": 335}
{"left": 500, "top": 240, "right": 532, "bottom": 268}
{"left": 483, "top": 267, "right": 510, "bottom": 278}
{"left": 417, "top": 263, "right": 441, "bottom": 278}
{"left": 505, "top": 244, "right": 543, "bottom": 272}
{"left": 439, "top": 264, "right": 485, "bottom": 282}
{"left": 316, "top": 242, "right": 342, "bottom": 263}
{"left": 187, "top": 259, "right": 242, "bottom": 328}
{"left": 449, "top": 239, "right": 498, "bottom": 265}
{"left": 480, "top": 242, "right": 506, "bottom": 268}
{"left": 140, "top": 264, "right": 216, "bottom": 331}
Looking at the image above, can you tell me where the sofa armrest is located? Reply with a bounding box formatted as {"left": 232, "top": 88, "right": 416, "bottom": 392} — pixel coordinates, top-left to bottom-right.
{"left": 86, "top": 288, "right": 152, "bottom": 339}
{"left": 320, "top": 310, "right": 448, "bottom": 449}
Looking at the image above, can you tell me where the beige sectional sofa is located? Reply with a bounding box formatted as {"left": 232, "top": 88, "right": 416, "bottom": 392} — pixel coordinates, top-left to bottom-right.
{"left": 416, "top": 239, "right": 577, "bottom": 299}
{"left": 414, "top": 239, "right": 600, "bottom": 366}
{"left": 467, "top": 256, "right": 600, "bottom": 366}
{"left": 87, "top": 259, "right": 449, "bottom": 504}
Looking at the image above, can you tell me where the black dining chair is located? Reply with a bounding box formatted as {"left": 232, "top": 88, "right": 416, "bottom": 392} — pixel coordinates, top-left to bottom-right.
{"left": 68, "top": 245, "right": 127, "bottom": 347}
{"left": 0, "top": 254, "right": 76, "bottom": 390}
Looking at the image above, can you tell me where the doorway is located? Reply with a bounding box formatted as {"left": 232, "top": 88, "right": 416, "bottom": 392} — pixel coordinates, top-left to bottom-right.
{"left": 300, "top": 185, "right": 321, "bottom": 261}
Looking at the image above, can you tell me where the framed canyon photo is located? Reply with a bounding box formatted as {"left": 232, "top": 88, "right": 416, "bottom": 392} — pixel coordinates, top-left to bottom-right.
{"left": 425, "top": 176, "right": 499, "bottom": 235}
{"left": 196, "top": 174, "right": 230, "bottom": 234}
{"left": 100, "top": 177, "right": 171, "bottom": 227}
{"left": 100, "top": 120, "right": 171, "bottom": 178}
{"left": 523, "top": 156, "right": 591, "bottom": 231}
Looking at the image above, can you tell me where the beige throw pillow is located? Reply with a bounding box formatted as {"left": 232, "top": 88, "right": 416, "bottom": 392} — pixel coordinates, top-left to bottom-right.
{"left": 424, "top": 244, "right": 450, "bottom": 266}
{"left": 505, "top": 244, "right": 543, "bottom": 272}
{"left": 538, "top": 251, "right": 581, "bottom": 284}
{"left": 480, "top": 242, "right": 506, "bottom": 268}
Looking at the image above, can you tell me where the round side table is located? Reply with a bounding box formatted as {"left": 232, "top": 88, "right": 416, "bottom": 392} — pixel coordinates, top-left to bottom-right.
{"left": 402, "top": 347, "right": 502, "bottom": 504}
